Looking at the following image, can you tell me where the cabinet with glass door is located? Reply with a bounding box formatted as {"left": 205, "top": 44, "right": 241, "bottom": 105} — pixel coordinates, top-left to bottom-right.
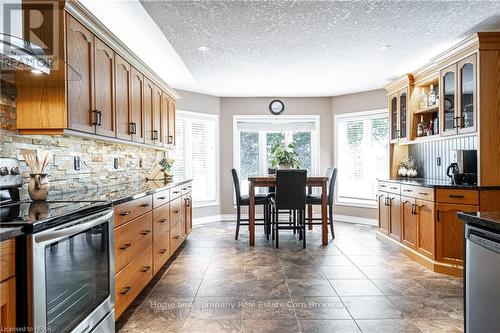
{"left": 440, "top": 54, "right": 477, "bottom": 136}
{"left": 389, "top": 88, "right": 410, "bottom": 143}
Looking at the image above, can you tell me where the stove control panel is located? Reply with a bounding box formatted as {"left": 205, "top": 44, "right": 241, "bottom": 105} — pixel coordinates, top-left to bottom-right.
{"left": 0, "top": 158, "right": 23, "bottom": 189}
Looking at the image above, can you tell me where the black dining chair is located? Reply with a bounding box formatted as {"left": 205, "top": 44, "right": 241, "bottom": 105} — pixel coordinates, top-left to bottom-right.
{"left": 305, "top": 168, "right": 337, "bottom": 239}
{"left": 270, "top": 169, "right": 307, "bottom": 248}
{"left": 231, "top": 169, "right": 270, "bottom": 240}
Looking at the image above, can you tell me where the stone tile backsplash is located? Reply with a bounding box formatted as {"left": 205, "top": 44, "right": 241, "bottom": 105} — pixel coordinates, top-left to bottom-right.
{"left": 1, "top": 82, "right": 165, "bottom": 199}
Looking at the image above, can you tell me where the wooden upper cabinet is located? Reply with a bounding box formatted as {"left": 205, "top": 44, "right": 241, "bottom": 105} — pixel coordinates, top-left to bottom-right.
{"left": 115, "top": 55, "right": 132, "bottom": 140}
{"left": 143, "top": 78, "right": 154, "bottom": 145}
{"left": 168, "top": 99, "right": 176, "bottom": 145}
{"left": 457, "top": 54, "right": 477, "bottom": 134}
{"left": 94, "top": 38, "right": 115, "bottom": 137}
{"left": 161, "top": 91, "right": 169, "bottom": 146}
{"left": 152, "top": 85, "right": 162, "bottom": 145}
{"left": 66, "top": 14, "right": 94, "bottom": 134}
{"left": 130, "top": 67, "right": 144, "bottom": 143}
{"left": 399, "top": 88, "right": 409, "bottom": 142}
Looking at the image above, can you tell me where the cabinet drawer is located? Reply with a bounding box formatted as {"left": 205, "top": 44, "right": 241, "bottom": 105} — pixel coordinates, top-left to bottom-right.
{"left": 115, "top": 246, "right": 153, "bottom": 319}
{"left": 153, "top": 203, "right": 170, "bottom": 240}
{"left": 114, "top": 196, "right": 152, "bottom": 227}
{"left": 169, "top": 197, "right": 183, "bottom": 228}
{"left": 115, "top": 212, "right": 153, "bottom": 273}
{"left": 153, "top": 190, "right": 170, "bottom": 208}
{"left": 401, "top": 185, "right": 434, "bottom": 201}
{"left": 181, "top": 183, "right": 192, "bottom": 196}
{"left": 436, "top": 189, "right": 479, "bottom": 205}
{"left": 169, "top": 220, "right": 185, "bottom": 255}
{"left": 0, "top": 239, "right": 15, "bottom": 283}
{"left": 378, "top": 181, "right": 400, "bottom": 194}
{"left": 170, "top": 186, "right": 182, "bottom": 200}
{"left": 153, "top": 231, "right": 170, "bottom": 275}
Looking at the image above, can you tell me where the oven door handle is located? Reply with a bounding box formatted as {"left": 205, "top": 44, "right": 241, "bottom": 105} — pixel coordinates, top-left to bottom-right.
{"left": 35, "top": 210, "right": 114, "bottom": 244}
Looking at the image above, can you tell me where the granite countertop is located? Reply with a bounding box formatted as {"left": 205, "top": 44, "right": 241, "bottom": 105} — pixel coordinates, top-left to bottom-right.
{"left": 378, "top": 178, "right": 500, "bottom": 190}
{"left": 0, "top": 227, "right": 24, "bottom": 241}
{"left": 0, "top": 178, "right": 193, "bottom": 237}
{"left": 458, "top": 211, "right": 500, "bottom": 233}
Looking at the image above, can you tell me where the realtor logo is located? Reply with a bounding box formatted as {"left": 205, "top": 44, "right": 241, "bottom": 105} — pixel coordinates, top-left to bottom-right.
{"left": 1, "top": 1, "right": 60, "bottom": 73}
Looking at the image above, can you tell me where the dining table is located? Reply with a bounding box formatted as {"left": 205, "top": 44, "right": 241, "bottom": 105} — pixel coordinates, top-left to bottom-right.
{"left": 247, "top": 175, "right": 329, "bottom": 246}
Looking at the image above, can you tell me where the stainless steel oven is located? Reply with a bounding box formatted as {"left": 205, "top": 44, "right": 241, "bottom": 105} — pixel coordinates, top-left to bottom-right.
{"left": 27, "top": 209, "right": 115, "bottom": 333}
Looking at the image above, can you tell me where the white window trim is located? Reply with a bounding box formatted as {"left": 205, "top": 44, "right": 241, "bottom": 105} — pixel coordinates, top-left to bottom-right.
{"left": 333, "top": 108, "right": 389, "bottom": 209}
{"left": 176, "top": 110, "right": 220, "bottom": 208}
{"left": 233, "top": 115, "right": 320, "bottom": 202}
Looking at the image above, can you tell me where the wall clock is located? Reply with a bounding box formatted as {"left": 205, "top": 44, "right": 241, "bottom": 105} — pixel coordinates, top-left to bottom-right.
{"left": 269, "top": 99, "right": 284, "bottom": 115}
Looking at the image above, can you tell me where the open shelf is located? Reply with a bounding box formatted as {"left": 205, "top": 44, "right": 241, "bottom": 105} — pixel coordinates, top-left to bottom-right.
{"left": 414, "top": 105, "right": 439, "bottom": 114}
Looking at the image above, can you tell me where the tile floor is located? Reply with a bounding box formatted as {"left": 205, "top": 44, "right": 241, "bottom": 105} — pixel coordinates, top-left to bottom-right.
{"left": 117, "top": 221, "right": 464, "bottom": 333}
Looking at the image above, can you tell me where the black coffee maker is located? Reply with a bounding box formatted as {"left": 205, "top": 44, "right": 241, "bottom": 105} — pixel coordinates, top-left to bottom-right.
{"left": 447, "top": 150, "right": 477, "bottom": 185}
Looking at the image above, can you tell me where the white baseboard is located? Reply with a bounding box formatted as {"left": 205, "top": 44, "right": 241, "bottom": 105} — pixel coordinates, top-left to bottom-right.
{"left": 193, "top": 213, "right": 377, "bottom": 227}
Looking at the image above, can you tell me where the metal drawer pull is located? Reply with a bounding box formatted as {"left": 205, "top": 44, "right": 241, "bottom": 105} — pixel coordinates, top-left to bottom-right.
{"left": 172, "top": 191, "right": 180, "bottom": 194}
{"left": 175, "top": 210, "right": 180, "bottom": 214}
{"left": 141, "top": 230, "right": 151, "bottom": 235}
{"left": 403, "top": 189, "right": 412, "bottom": 192}
{"left": 119, "top": 243, "right": 131, "bottom": 250}
{"left": 120, "top": 211, "right": 131, "bottom": 216}
{"left": 173, "top": 235, "right": 180, "bottom": 240}
{"left": 158, "top": 196, "right": 166, "bottom": 200}
{"left": 159, "top": 249, "right": 167, "bottom": 254}
{"left": 159, "top": 218, "right": 167, "bottom": 223}
{"left": 449, "top": 194, "right": 464, "bottom": 198}
{"left": 182, "top": 188, "right": 187, "bottom": 190}
{"left": 121, "top": 286, "right": 132, "bottom": 295}
{"left": 390, "top": 187, "right": 398, "bottom": 190}
{"left": 141, "top": 203, "right": 151, "bottom": 207}
{"left": 418, "top": 192, "right": 428, "bottom": 195}
{"left": 141, "top": 266, "right": 151, "bottom": 272}
{"left": 403, "top": 200, "right": 410, "bottom": 204}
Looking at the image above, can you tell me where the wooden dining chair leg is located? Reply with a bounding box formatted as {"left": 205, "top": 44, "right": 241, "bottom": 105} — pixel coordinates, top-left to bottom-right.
{"left": 329, "top": 204, "right": 335, "bottom": 239}
{"left": 307, "top": 204, "right": 313, "bottom": 230}
{"left": 235, "top": 205, "right": 241, "bottom": 240}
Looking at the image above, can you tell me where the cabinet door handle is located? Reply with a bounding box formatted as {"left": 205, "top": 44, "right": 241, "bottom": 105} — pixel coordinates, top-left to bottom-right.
{"left": 418, "top": 192, "right": 428, "bottom": 196}
{"left": 120, "top": 210, "right": 131, "bottom": 216}
{"left": 129, "top": 122, "right": 137, "bottom": 134}
{"left": 390, "top": 187, "right": 399, "bottom": 190}
{"left": 172, "top": 191, "right": 179, "bottom": 194}
{"left": 152, "top": 130, "right": 159, "bottom": 140}
{"left": 119, "top": 243, "right": 131, "bottom": 250}
{"left": 158, "top": 196, "right": 166, "bottom": 200}
{"left": 175, "top": 209, "right": 180, "bottom": 214}
{"left": 173, "top": 235, "right": 180, "bottom": 240}
{"left": 141, "top": 230, "right": 151, "bottom": 235}
{"left": 141, "top": 266, "right": 151, "bottom": 273}
{"left": 97, "top": 111, "right": 102, "bottom": 126}
{"left": 403, "top": 189, "right": 413, "bottom": 192}
{"left": 159, "top": 249, "right": 167, "bottom": 254}
{"left": 168, "top": 135, "right": 173, "bottom": 144}
{"left": 141, "top": 203, "right": 151, "bottom": 207}
{"left": 159, "top": 218, "right": 167, "bottom": 223}
{"left": 120, "top": 286, "right": 132, "bottom": 295}
{"left": 449, "top": 194, "right": 464, "bottom": 199}
{"left": 92, "top": 110, "right": 99, "bottom": 125}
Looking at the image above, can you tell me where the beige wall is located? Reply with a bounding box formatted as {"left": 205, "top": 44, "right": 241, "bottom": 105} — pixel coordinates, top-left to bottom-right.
{"left": 175, "top": 90, "right": 221, "bottom": 218}
{"left": 220, "top": 97, "right": 333, "bottom": 214}
{"left": 331, "top": 89, "right": 388, "bottom": 220}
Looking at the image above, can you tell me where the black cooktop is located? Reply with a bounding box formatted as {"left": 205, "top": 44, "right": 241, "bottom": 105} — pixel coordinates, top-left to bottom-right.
{"left": 0, "top": 200, "right": 111, "bottom": 233}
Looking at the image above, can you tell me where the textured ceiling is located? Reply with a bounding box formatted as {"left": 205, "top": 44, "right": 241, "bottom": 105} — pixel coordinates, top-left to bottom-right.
{"left": 140, "top": 0, "right": 500, "bottom": 97}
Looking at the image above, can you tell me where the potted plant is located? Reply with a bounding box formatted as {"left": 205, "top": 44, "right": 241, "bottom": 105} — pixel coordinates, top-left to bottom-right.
{"left": 271, "top": 143, "right": 301, "bottom": 169}
{"left": 398, "top": 156, "right": 417, "bottom": 178}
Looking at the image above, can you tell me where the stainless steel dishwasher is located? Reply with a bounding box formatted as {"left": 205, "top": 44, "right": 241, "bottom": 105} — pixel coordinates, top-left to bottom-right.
{"left": 465, "top": 224, "right": 500, "bottom": 333}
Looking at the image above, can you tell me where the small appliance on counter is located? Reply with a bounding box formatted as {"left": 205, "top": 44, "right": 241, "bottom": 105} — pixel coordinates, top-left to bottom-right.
{"left": 446, "top": 149, "right": 477, "bottom": 185}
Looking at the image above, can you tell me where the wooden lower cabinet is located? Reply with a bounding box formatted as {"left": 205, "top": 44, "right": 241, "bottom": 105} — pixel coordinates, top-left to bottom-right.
{"left": 388, "top": 194, "right": 401, "bottom": 241}
{"left": 0, "top": 239, "right": 16, "bottom": 331}
{"left": 436, "top": 203, "right": 476, "bottom": 264}
{"left": 416, "top": 199, "right": 435, "bottom": 259}
{"left": 401, "top": 196, "right": 417, "bottom": 248}
{"left": 114, "top": 182, "right": 192, "bottom": 319}
{"left": 115, "top": 246, "right": 153, "bottom": 318}
{"left": 377, "top": 193, "right": 390, "bottom": 235}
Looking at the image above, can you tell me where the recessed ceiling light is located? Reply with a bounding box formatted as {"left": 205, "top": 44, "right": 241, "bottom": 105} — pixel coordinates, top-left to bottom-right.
{"left": 197, "top": 46, "right": 209, "bottom": 53}
{"left": 31, "top": 69, "right": 43, "bottom": 75}
{"left": 380, "top": 45, "right": 391, "bottom": 51}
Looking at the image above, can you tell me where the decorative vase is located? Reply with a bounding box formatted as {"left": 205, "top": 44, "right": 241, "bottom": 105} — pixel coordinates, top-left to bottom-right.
{"left": 407, "top": 168, "right": 418, "bottom": 178}
{"left": 28, "top": 173, "right": 49, "bottom": 201}
{"left": 398, "top": 167, "right": 408, "bottom": 177}
{"left": 278, "top": 164, "right": 292, "bottom": 170}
